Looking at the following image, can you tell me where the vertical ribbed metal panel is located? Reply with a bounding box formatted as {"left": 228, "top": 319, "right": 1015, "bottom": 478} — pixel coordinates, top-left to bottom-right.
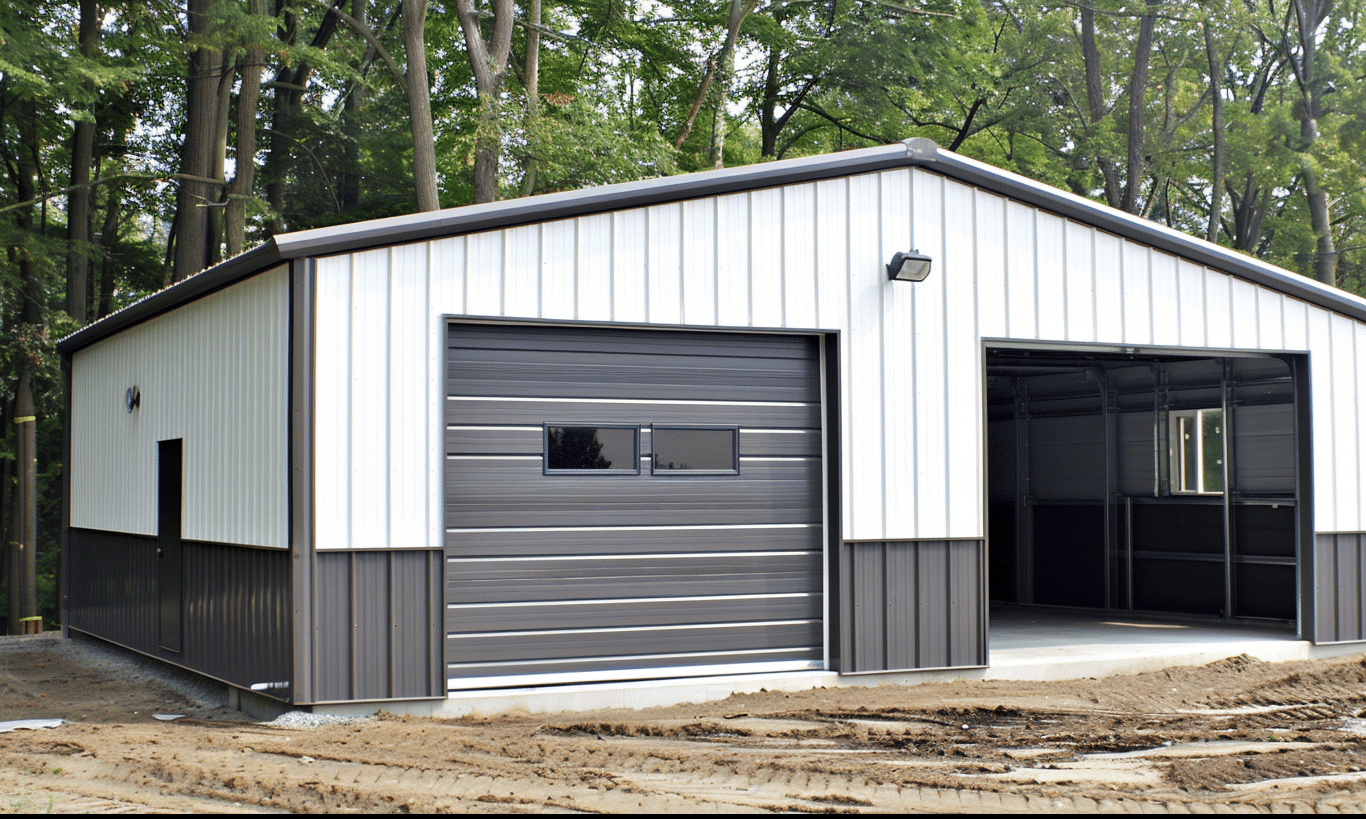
{"left": 840, "top": 539, "right": 985, "bottom": 672}
{"left": 541, "top": 220, "right": 576, "bottom": 321}
{"left": 916, "top": 541, "right": 949, "bottom": 667}
{"left": 312, "top": 549, "right": 444, "bottom": 702}
{"left": 69, "top": 266, "right": 288, "bottom": 547}
{"left": 906, "top": 170, "right": 950, "bottom": 539}
{"left": 614, "top": 209, "right": 648, "bottom": 322}
{"left": 783, "top": 183, "right": 818, "bottom": 328}
{"left": 67, "top": 529, "right": 290, "bottom": 695}
{"left": 844, "top": 172, "right": 884, "bottom": 539}
{"left": 312, "top": 553, "right": 354, "bottom": 699}
{"left": 1034, "top": 211, "right": 1066, "bottom": 340}
{"left": 1314, "top": 534, "right": 1366, "bottom": 643}
{"left": 943, "top": 178, "right": 983, "bottom": 538}
{"left": 976, "top": 191, "right": 1008, "bottom": 336}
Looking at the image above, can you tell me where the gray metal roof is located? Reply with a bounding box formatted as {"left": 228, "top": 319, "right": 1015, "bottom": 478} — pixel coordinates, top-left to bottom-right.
{"left": 58, "top": 138, "right": 1366, "bottom": 354}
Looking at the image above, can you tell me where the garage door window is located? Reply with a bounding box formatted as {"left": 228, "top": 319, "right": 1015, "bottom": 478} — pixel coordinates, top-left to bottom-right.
{"left": 652, "top": 426, "right": 739, "bottom": 474}
{"left": 545, "top": 425, "right": 640, "bottom": 474}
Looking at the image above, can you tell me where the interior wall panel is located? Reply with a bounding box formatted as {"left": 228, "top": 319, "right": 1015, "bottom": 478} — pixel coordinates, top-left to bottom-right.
{"left": 70, "top": 266, "right": 288, "bottom": 547}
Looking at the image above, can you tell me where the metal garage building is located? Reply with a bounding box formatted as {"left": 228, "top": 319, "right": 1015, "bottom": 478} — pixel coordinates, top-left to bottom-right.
{"left": 59, "top": 138, "right": 1366, "bottom": 709}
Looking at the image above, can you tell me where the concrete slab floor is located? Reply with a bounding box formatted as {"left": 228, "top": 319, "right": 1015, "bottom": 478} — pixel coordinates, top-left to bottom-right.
{"left": 985, "top": 603, "right": 1362, "bottom": 681}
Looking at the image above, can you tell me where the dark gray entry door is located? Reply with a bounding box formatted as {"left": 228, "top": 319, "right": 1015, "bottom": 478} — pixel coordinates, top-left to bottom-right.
{"left": 158, "top": 438, "right": 183, "bottom": 652}
{"left": 444, "top": 324, "right": 825, "bottom": 688}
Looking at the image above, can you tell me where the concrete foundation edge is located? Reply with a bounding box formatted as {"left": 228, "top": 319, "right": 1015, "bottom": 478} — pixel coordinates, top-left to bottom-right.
{"left": 306, "top": 638, "right": 1366, "bottom": 719}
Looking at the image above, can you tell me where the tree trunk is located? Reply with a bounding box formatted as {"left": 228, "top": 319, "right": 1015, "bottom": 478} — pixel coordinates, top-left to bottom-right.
{"left": 226, "top": 0, "right": 266, "bottom": 258}
{"left": 520, "top": 0, "right": 541, "bottom": 197}
{"left": 8, "top": 371, "right": 37, "bottom": 634}
{"left": 173, "top": 0, "right": 223, "bottom": 281}
{"left": 341, "top": 0, "right": 366, "bottom": 210}
{"left": 1079, "top": 5, "right": 1122, "bottom": 209}
{"left": 454, "top": 0, "right": 514, "bottom": 204}
{"left": 708, "top": 0, "right": 752, "bottom": 169}
{"left": 1289, "top": 0, "right": 1337, "bottom": 285}
{"left": 8, "top": 97, "right": 41, "bottom": 634}
{"left": 402, "top": 0, "right": 438, "bottom": 211}
{"left": 1119, "top": 1, "right": 1158, "bottom": 214}
{"left": 97, "top": 185, "right": 120, "bottom": 318}
{"left": 207, "top": 51, "right": 235, "bottom": 267}
{"left": 65, "top": 0, "right": 100, "bottom": 322}
{"left": 1203, "top": 23, "right": 1225, "bottom": 244}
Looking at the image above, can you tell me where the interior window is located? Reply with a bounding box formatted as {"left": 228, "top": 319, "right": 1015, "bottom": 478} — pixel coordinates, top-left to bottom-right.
{"left": 545, "top": 425, "right": 639, "bottom": 473}
{"left": 1170, "top": 409, "right": 1224, "bottom": 494}
{"left": 652, "top": 426, "right": 738, "bottom": 474}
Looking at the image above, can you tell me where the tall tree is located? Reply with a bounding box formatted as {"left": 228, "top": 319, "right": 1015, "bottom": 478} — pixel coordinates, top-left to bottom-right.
{"left": 172, "top": 0, "right": 225, "bottom": 281}
{"left": 403, "top": 0, "right": 438, "bottom": 211}
{"left": 453, "top": 0, "right": 514, "bottom": 203}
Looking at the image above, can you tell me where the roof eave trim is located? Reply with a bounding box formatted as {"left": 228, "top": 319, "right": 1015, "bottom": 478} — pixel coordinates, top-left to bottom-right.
{"left": 274, "top": 143, "right": 914, "bottom": 259}
{"left": 902, "top": 137, "right": 1366, "bottom": 325}
{"left": 57, "top": 241, "right": 285, "bottom": 355}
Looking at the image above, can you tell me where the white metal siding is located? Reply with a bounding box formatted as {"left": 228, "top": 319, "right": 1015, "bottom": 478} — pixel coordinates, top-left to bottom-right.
{"left": 70, "top": 265, "right": 289, "bottom": 547}
{"left": 310, "top": 166, "right": 1366, "bottom": 547}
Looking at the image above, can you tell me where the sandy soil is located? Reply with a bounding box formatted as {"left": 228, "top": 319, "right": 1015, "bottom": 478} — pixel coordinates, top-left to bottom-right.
{"left": 4, "top": 634, "right": 1366, "bottom": 813}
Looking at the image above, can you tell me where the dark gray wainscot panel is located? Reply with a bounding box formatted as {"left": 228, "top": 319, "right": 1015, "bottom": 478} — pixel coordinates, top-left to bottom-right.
{"left": 312, "top": 549, "right": 445, "bottom": 703}
{"left": 839, "top": 539, "right": 986, "bottom": 673}
{"left": 1314, "top": 533, "right": 1366, "bottom": 643}
{"left": 66, "top": 529, "right": 291, "bottom": 697}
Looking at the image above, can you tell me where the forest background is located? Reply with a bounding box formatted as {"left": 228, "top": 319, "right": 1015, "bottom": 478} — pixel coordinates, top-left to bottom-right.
{"left": 2, "top": 0, "right": 1363, "bottom": 629}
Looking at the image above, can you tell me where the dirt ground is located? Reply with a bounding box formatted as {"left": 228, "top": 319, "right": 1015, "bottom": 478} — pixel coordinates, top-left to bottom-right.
{"left": 6, "top": 635, "right": 1366, "bottom": 813}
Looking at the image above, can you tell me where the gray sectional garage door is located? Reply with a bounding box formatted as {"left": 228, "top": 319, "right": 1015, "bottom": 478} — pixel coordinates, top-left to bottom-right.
{"left": 445, "top": 323, "right": 825, "bottom": 688}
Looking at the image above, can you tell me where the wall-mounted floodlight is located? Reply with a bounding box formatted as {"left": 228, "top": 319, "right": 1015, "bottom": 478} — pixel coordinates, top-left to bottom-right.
{"left": 125, "top": 387, "right": 140, "bottom": 413}
{"left": 886, "top": 250, "right": 932, "bottom": 282}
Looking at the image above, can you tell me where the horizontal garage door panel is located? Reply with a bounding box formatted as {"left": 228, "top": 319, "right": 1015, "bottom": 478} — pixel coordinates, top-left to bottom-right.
{"left": 448, "top": 352, "right": 819, "bottom": 403}
{"left": 448, "top": 621, "right": 822, "bottom": 665}
{"left": 450, "top": 324, "right": 818, "bottom": 358}
{"left": 447, "top": 647, "right": 824, "bottom": 682}
{"left": 446, "top": 459, "right": 821, "bottom": 528}
{"left": 445, "top": 323, "right": 825, "bottom": 689}
{"left": 445, "top": 524, "right": 821, "bottom": 558}
{"left": 449, "top": 594, "right": 821, "bottom": 632}
{"left": 447, "top": 552, "right": 823, "bottom": 603}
